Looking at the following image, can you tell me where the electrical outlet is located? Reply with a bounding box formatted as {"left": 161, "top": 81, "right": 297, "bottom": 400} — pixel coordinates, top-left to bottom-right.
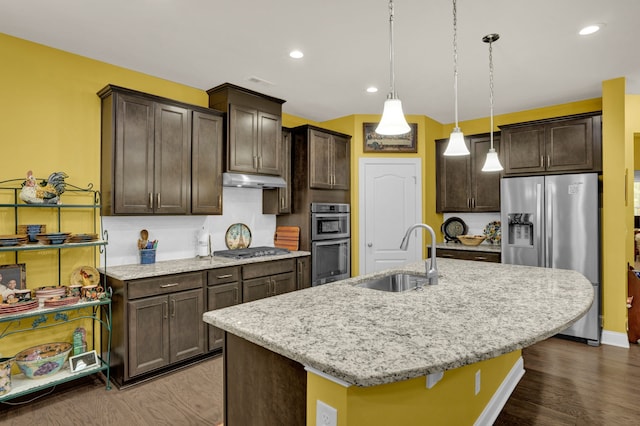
{"left": 316, "top": 400, "right": 337, "bottom": 426}
{"left": 475, "top": 370, "right": 481, "bottom": 395}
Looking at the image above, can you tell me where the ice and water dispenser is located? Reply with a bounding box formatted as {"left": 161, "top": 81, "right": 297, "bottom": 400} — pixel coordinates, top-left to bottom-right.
{"left": 507, "top": 213, "right": 534, "bottom": 246}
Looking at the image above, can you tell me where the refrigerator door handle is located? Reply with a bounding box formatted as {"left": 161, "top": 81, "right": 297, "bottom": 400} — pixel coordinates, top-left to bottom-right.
{"left": 536, "top": 183, "right": 544, "bottom": 265}
{"left": 546, "top": 182, "right": 553, "bottom": 268}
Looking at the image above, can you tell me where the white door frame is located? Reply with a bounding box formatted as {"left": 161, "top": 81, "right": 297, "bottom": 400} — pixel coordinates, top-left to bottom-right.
{"left": 358, "top": 157, "right": 423, "bottom": 275}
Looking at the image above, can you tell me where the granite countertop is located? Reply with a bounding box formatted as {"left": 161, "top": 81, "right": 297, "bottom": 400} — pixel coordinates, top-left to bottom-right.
{"left": 203, "top": 259, "right": 593, "bottom": 387}
{"left": 100, "top": 251, "right": 310, "bottom": 281}
{"left": 436, "top": 242, "right": 501, "bottom": 253}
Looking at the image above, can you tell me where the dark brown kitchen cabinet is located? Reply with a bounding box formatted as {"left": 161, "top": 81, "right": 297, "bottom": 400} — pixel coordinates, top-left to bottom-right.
{"left": 105, "top": 271, "right": 205, "bottom": 387}
{"left": 99, "top": 85, "right": 224, "bottom": 215}
{"left": 207, "top": 83, "right": 286, "bottom": 176}
{"left": 429, "top": 247, "right": 501, "bottom": 263}
{"left": 242, "top": 259, "right": 296, "bottom": 303}
{"left": 436, "top": 133, "right": 501, "bottom": 212}
{"left": 296, "top": 256, "right": 310, "bottom": 289}
{"left": 500, "top": 112, "right": 602, "bottom": 176}
{"left": 191, "top": 110, "right": 224, "bottom": 214}
{"left": 207, "top": 267, "right": 241, "bottom": 352}
{"left": 263, "top": 128, "right": 291, "bottom": 214}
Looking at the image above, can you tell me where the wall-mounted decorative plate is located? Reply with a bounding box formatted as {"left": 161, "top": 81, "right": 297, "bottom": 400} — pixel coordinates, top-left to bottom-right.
{"left": 225, "top": 223, "right": 252, "bottom": 249}
{"left": 442, "top": 217, "right": 468, "bottom": 242}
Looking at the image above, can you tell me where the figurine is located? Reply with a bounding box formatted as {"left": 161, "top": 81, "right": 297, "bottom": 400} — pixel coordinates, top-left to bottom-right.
{"left": 19, "top": 170, "right": 68, "bottom": 204}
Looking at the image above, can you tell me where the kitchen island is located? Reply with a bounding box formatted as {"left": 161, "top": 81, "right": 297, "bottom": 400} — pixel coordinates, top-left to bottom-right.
{"left": 203, "top": 258, "right": 594, "bottom": 426}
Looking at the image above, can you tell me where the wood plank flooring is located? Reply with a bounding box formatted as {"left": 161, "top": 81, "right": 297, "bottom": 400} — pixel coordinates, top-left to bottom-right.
{"left": 0, "top": 337, "right": 638, "bottom": 425}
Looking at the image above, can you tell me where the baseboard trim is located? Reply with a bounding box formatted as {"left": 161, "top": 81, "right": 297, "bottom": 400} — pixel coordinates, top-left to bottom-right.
{"left": 474, "top": 356, "right": 525, "bottom": 426}
{"left": 601, "top": 329, "right": 630, "bottom": 348}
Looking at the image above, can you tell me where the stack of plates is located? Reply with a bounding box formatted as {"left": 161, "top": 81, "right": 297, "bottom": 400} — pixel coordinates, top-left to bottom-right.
{"left": 35, "top": 286, "right": 67, "bottom": 303}
{"left": 35, "top": 232, "right": 71, "bottom": 245}
{"left": 0, "top": 299, "right": 39, "bottom": 314}
{"left": 0, "top": 234, "right": 28, "bottom": 247}
{"left": 18, "top": 224, "right": 46, "bottom": 242}
{"left": 44, "top": 296, "right": 80, "bottom": 307}
{"left": 67, "top": 233, "right": 99, "bottom": 243}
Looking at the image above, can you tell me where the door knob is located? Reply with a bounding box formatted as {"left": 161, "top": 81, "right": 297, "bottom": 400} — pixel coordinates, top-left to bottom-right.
{"left": 367, "top": 243, "right": 373, "bottom": 247}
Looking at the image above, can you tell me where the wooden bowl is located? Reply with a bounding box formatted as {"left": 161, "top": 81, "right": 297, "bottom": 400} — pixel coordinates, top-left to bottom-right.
{"left": 457, "top": 235, "right": 486, "bottom": 246}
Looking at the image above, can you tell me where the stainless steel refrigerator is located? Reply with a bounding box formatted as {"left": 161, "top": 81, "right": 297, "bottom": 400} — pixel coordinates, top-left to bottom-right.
{"left": 501, "top": 173, "right": 601, "bottom": 345}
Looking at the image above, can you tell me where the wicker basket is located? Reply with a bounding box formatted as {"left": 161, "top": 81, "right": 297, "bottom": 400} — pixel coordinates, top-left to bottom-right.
{"left": 457, "top": 235, "right": 486, "bottom": 246}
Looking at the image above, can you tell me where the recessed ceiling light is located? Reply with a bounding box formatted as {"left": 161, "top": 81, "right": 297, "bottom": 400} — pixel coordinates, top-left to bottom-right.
{"left": 289, "top": 50, "right": 304, "bottom": 59}
{"left": 366, "top": 87, "right": 378, "bottom": 93}
{"left": 579, "top": 24, "right": 603, "bottom": 36}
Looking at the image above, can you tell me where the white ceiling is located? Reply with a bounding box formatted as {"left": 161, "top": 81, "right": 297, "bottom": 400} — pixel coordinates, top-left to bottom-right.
{"left": 2, "top": 0, "right": 639, "bottom": 123}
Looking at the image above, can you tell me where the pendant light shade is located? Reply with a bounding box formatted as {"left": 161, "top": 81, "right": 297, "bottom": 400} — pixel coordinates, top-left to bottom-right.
{"left": 443, "top": 0, "right": 469, "bottom": 156}
{"left": 481, "top": 33, "right": 504, "bottom": 172}
{"left": 376, "top": 0, "right": 410, "bottom": 136}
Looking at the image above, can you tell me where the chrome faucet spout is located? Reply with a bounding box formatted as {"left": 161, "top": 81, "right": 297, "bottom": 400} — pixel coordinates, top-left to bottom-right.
{"left": 399, "top": 223, "right": 438, "bottom": 285}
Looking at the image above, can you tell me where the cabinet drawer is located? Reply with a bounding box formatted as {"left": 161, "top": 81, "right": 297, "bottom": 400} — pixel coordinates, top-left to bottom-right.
{"left": 242, "top": 259, "right": 295, "bottom": 280}
{"left": 127, "top": 272, "right": 204, "bottom": 300}
{"left": 208, "top": 266, "right": 241, "bottom": 285}
{"left": 435, "top": 248, "right": 501, "bottom": 263}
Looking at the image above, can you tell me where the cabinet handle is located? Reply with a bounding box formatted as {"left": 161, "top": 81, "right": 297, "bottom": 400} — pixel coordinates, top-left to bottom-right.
{"left": 475, "top": 256, "right": 487, "bottom": 260}
{"left": 171, "top": 299, "right": 176, "bottom": 318}
{"left": 253, "top": 156, "right": 258, "bottom": 169}
{"left": 149, "top": 193, "right": 153, "bottom": 209}
{"left": 540, "top": 155, "right": 544, "bottom": 168}
{"left": 270, "top": 278, "right": 275, "bottom": 295}
{"left": 547, "top": 155, "right": 550, "bottom": 168}
{"left": 160, "top": 283, "right": 180, "bottom": 288}
{"left": 441, "top": 254, "right": 455, "bottom": 258}
{"left": 281, "top": 197, "right": 285, "bottom": 209}
{"left": 216, "top": 274, "right": 233, "bottom": 279}
{"left": 156, "top": 193, "right": 160, "bottom": 208}
{"left": 218, "top": 195, "right": 221, "bottom": 208}
{"left": 163, "top": 300, "right": 168, "bottom": 319}
{"left": 233, "top": 287, "right": 239, "bottom": 303}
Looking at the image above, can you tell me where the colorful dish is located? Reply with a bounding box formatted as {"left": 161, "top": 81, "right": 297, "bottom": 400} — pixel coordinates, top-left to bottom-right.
{"left": 483, "top": 221, "right": 501, "bottom": 244}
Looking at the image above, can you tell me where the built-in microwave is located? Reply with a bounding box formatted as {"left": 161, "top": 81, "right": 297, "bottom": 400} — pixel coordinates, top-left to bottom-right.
{"left": 310, "top": 203, "right": 350, "bottom": 241}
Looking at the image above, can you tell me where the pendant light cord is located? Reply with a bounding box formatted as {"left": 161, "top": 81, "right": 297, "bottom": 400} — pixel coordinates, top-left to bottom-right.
{"left": 388, "top": 0, "right": 396, "bottom": 99}
{"left": 452, "top": 0, "right": 459, "bottom": 129}
{"left": 489, "top": 37, "right": 495, "bottom": 149}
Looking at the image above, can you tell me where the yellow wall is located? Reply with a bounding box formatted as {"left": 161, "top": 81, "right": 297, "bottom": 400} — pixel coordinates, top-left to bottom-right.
{"left": 307, "top": 350, "right": 521, "bottom": 425}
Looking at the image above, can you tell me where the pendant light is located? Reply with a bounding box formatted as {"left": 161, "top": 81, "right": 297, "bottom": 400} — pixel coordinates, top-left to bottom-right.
{"left": 443, "top": 0, "right": 469, "bottom": 156}
{"left": 376, "top": 0, "right": 411, "bottom": 135}
{"left": 481, "top": 33, "right": 504, "bottom": 172}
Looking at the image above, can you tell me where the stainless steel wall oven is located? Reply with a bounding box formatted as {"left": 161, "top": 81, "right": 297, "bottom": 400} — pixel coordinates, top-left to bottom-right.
{"left": 311, "top": 203, "right": 350, "bottom": 285}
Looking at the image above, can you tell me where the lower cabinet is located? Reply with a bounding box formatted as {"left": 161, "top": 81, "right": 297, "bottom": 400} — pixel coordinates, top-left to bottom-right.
{"left": 296, "top": 256, "right": 310, "bottom": 289}
{"left": 242, "top": 259, "right": 297, "bottom": 303}
{"left": 107, "top": 271, "right": 205, "bottom": 386}
{"left": 429, "top": 247, "right": 501, "bottom": 263}
{"left": 207, "top": 267, "right": 241, "bottom": 352}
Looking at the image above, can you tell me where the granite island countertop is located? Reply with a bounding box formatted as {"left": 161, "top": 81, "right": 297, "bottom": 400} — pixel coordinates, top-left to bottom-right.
{"left": 203, "top": 258, "right": 593, "bottom": 387}
{"left": 100, "top": 250, "right": 310, "bottom": 281}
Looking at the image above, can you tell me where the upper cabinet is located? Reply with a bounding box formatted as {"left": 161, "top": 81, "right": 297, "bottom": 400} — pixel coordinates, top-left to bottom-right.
{"left": 98, "top": 85, "right": 224, "bottom": 216}
{"left": 207, "top": 83, "right": 286, "bottom": 176}
{"left": 263, "top": 128, "right": 292, "bottom": 214}
{"left": 436, "top": 133, "right": 501, "bottom": 213}
{"left": 500, "top": 112, "right": 602, "bottom": 176}
{"left": 293, "top": 125, "right": 351, "bottom": 191}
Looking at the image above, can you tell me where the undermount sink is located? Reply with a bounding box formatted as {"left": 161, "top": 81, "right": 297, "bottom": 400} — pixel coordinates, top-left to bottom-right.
{"left": 356, "top": 273, "right": 429, "bottom": 292}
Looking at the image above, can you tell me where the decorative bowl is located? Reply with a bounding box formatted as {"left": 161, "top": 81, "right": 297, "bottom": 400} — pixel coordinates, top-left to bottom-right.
{"left": 457, "top": 235, "right": 487, "bottom": 246}
{"left": 15, "top": 342, "right": 72, "bottom": 379}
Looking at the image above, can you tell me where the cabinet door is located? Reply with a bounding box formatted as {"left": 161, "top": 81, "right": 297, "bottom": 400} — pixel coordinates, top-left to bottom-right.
{"left": 114, "top": 94, "right": 155, "bottom": 214}
{"left": 170, "top": 288, "right": 205, "bottom": 363}
{"left": 470, "top": 135, "right": 501, "bottom": 211}
{"left": 296, "top": 256, "right": 310, "bottom": 289}
{"left": 503, "top": 124, "right": 545, "bottom": 175}
{"left": 192, "top": 111, "right": 223, "bottom": 214}
{"left": 545, "top": 116, "right": 594, "bottom": 173}
{"left": 228, "top": 104, "right": 258, "bottom": 173}
{"left": 263, "top": 128, "right": 291, "bottom": 214}
{"left": 309, "top": 129, "right": 333, "bottom": 189}
{"left": 332, "top": 135, "right": 351, "bottom": 190}
{"left": 272, "top": 272, "right": 296, "bottom": 296}
{"left": 242, "top": 276, "right": 272, "bottom": 302}
{"left": 154, "top": 103, "right": 191, "bottom": 214}
{"left": 256, "top": 111, "right": 282, "bottom": 175}
{"left": 435, "top": 138, "right": 471, "bottom": 212}
{"left": 207, "top": 282, "right": 241, "bottom": 351}
{"left": 128, "top": 295, "right": 170, "bottom": 377}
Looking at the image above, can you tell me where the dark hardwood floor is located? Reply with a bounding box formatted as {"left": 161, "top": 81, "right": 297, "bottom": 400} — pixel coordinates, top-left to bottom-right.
{"left": 0, "top": 337, "right": 638, "bottom": 425}
{"left": 496, "top": 337, "right": 640, "bottom": 425}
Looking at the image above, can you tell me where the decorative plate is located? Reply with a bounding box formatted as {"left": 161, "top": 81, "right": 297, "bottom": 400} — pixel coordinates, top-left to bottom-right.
{"left": 483, "top": 221, "right": 501, "bottom": 244}
{"left": 441, "top": 217, "right": 468, "bottom": 242}
{"left": 225, "top": 223, "right": 252, "bottom": 249}
{"left": 70, "top": 266, "right": 100, "bottom": 286}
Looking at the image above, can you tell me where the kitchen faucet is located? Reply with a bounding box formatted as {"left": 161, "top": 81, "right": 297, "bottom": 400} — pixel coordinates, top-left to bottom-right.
{"left": 400, "top": 223, "right": 438, "bottom": 285}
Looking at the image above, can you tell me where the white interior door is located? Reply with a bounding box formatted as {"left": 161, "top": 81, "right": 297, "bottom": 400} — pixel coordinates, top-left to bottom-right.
{"left": 359, "top": 158, "right": 422, "bottom": 275}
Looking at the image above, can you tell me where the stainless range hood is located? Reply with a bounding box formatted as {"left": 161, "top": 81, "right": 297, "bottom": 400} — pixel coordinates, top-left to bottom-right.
{"left": 222, "top": 172, "right": 286, "bottom": 189}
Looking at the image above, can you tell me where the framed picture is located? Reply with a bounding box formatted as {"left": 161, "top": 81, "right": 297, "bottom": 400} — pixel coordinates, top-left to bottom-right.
{"left": 0, "top": 264, "right": 26, "bottom": 293}
{"left": 69, "top": 350, "right": 99, "bottom": 372}
{"left": 363, "top": 122, "right": 418, "bottom": 153}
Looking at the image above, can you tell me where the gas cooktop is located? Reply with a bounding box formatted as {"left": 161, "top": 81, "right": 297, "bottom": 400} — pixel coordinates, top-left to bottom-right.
{"left": 213, "top": 246, "right": 290, "bottom": 259}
